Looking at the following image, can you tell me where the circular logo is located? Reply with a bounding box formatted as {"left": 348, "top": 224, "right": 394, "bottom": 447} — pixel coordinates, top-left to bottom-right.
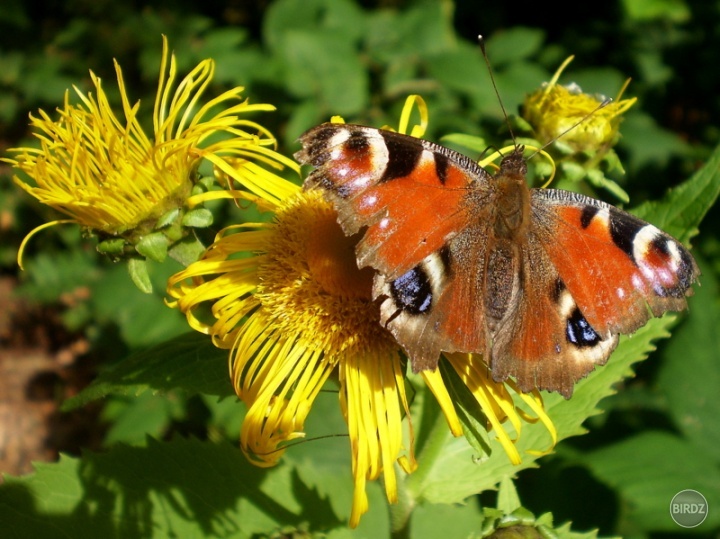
{"left": 670, "top": 489, "right": 708, "bottom": 528}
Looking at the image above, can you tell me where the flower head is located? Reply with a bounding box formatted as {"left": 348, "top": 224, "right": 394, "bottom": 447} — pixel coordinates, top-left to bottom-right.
{"left": 523, "top": 56, "right": 636, "bottom": 152}
{"left": 4, "top": 36, "right": 293, "bottom": 269}
{"left": 167, "top": 97, "right": 555, "bottom": 527}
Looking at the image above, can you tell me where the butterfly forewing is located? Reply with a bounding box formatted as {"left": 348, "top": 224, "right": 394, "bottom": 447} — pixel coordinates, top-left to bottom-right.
{"left": 297, "top": 124, "right": 492, "bottom": 279}
{"left": 530, "top": 189, "right": 699, "bottom": 336}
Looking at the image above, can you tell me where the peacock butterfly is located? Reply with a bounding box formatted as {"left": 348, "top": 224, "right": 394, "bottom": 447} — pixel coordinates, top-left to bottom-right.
{"left": 294, "top": 123, "right": 699, "bottom": 398}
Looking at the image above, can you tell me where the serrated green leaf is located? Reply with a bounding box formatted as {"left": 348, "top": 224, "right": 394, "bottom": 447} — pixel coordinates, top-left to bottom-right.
{"left": 497, "top": 476, "right": 521, "bottom": 514}
{"left": 102, "top": 392, "right": 184, "bottom": 445}
{"left": 631, "top": 139, "right": 720, "bottom": 244}
{"left": 406, "top": 317, "right": 677, "bottom": 505}
{"left": 156, "top": 207, "right": 181, "bottom": 228}
{"left": 62, "top": 332, "right": 231, "bottom": 411}
{"left": 585, "top": 431, "right": 720, "bottom": 532}
{"left": 0, "top": 438, "right": 338, "bottom": 538}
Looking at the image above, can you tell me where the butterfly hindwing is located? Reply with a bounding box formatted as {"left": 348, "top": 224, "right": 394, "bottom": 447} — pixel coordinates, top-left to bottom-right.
{"left": 491, "top": 238, "right": 619, "bottom": 397}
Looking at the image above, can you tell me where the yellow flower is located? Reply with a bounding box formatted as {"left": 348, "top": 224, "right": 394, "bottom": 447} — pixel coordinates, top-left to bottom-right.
{"left": 523, "top": 56, "right": 636, "bottom": 152}
{"left": 4, "top": 36, "right": 294, "bottom": 267}
{"left": 167, "top": 96, "right": 555, "bottom": 528}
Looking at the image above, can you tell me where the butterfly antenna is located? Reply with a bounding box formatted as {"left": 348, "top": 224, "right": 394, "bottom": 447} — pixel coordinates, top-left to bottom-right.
{"left": 478, "top": 35, "right": 517, "bottom": 148}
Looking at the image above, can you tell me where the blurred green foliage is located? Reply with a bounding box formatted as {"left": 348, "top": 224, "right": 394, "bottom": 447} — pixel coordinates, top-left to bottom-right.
{"left": 1, "top": 0, "right": 719, "bottom": 537}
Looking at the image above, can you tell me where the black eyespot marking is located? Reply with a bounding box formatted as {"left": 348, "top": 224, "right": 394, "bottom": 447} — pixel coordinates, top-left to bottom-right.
{"left": 566, "top": 308, "right": 601, "bottom": 348}
{"left": 390, "top": 266, "right": 433, "bottom": 315}
{"left": 380, "top": 133, "right": 423, "bottom": 182}
{"left": 435, "top": 153, "right": 449, "bottom": 185}
{"left": 580, "top": 206, "right": 599, "bottom": 229}
{"left": 609, "top": 208, "right": 643, "bottom": 262}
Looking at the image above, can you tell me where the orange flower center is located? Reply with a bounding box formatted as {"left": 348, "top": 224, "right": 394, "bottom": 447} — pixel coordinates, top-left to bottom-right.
{"left": 306, "top": 213, "right": 375, "bottom": 300}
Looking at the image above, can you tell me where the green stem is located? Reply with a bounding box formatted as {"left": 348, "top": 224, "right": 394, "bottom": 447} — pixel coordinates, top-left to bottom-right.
{"left": 389, "top": 472, "right": 413, "bottom": 539}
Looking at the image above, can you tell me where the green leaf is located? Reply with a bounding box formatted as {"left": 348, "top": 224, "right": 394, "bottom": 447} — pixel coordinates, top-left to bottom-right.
{"left": 585, "top": 169, "right": 630, "bottom": 203}
{"left": 62, "top": 332, "right": 231, "bottom": 411}
{"left": 282, "top": 29, "right": 368, "bottom": 115}
{"left": 128, "top": 257, "right": 153, "bottom": 293}
{"left": 156, "top": 207, "right": 181, "bottom": 229}
{"left": 620, "top": 111, "right": 691, "bottom": 173}
{"left": 135, "top": 232, "right": 170, "bottom": 262}
{"left": 585, "top": 431, "right": 720, "bottom": 532}
{"left": 0, "top": 437, "right": 337, "bottom": 538}
{"left": 485, "top": 27, "right": 546, "bottom": 66}
{"left": 405, "top": 316, "right": 677, "bottom": 505}
{"left": 168, "top": 234, "right": 207, "bottom": 267}
{"left": 90, "top": 262, "right": 188, "bottom": 348}
{"left": 658, "top": 256, "right": 720, "bottom": 459}
{"left": 441, "top": 133, "right": 488, "bottom": 154}
{"left": 621, "top": 0, "right": 690, "bottom": 22}
{"left": 96, "top": 237, "right": 126, "bottom": 255}
{"left": 631, "top": 138, "right": 720, "bottom": 243}
{"left": 182, "top": 207, "right": 214, "bottom": 228}
{"left": 410, "top": 501, "right": 484, "bottom": 539}
{"left": 264, "top": 0, "right": 366, "bottom": 51}
{"left": 102, "top": 392, "right": 184, "bottom": 445}
{"left": 497, "top": 476, "right": 522, "bottom": 514}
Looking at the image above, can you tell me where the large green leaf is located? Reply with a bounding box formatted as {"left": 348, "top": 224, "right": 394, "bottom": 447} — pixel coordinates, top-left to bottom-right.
{"left": 405, "top": 317, "right": 677, "bottom": 505}
{"left": 584, "top": 431, "right": 720, "bottom": 532}
{"left": 0, "top": 437, "right": 340, "bottom": 538}
{"left": 658, "top": 256, "right": 720, "bottom": 460}
{"left": 62, "top": 332, "right": 231, "bottom": 411}
{"left": 631, "top": 135, "right": 720, "bottom": 243}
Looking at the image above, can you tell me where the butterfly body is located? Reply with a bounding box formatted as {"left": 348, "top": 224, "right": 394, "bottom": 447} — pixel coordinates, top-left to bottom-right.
{"left": 296, "top": 123, "right": 698, "bottom": 397}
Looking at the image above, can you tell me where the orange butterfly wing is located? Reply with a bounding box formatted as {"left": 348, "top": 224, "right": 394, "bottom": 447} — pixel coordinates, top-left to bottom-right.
{"left": 532, "top": 190, "right": 698, "bottom": 336}
{"left": 297, "top": 124, "right": 495, "bottom": 367}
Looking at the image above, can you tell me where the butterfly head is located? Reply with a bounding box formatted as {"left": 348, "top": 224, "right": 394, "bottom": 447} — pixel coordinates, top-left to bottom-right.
{"left": 498, "top": 145, "right": 528, "bottom": 177}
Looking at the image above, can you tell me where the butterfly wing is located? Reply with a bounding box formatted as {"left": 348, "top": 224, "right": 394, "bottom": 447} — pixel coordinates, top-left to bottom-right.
{"left": 491, "top": 188, "right": 698, "bottom": 397}
{"left": 490, "top": 237, "right": 619, "bottom": 397}
{"left": 532, "top": 189, "right": 698, "bottom": 335}
{"left": 296, "top": 123, "right": 495, "bottom": 369}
